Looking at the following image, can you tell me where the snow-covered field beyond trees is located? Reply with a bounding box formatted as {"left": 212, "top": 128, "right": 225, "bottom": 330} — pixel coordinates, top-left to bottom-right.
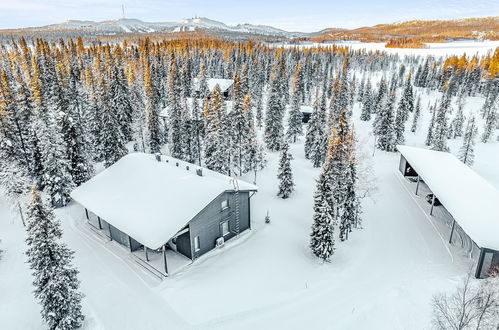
{"left": 1, "top": 43, "right": 499, "bottom": 330}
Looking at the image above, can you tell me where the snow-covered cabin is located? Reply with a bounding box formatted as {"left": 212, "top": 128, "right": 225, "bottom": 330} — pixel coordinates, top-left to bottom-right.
{"left": 192, "top": 78, "right": 234, "bottom": 99}
{"left": 397, "top": 145, "right": 499, "bottom": 278}
{"left": 71, "top": 153, "right": 257, "bottom": 277}
{"left": 300, "top": 105, "right": 313, "bottom": 123}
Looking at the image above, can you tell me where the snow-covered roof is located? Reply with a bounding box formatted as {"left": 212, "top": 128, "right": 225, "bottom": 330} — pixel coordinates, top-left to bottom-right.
{"left": 397, "top": 145, "right": 499, "bottom": 251}
{"left": 300, "top": 105, "right": 313, "bottom": 114}
{"left": 71, "top": 153, "right": 257, "bottom": 249}
{"left": 193, "top": 78, "right": 234, "bottom": 93}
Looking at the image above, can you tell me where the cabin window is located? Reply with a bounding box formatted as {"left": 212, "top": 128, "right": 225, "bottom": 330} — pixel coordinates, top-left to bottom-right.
{"left": 194, "top": 236, "right": 200, "bottom": 252}
{"left": 221, "top": 199, "right": 229, "bottom": 210}
{"left": 221, "top": 221, "right": 230, "bottom": 236}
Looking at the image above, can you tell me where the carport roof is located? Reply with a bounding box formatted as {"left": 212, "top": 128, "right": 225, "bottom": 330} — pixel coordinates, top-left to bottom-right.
{"left": 397, "top": 145, "right": 499, "bottom": 251}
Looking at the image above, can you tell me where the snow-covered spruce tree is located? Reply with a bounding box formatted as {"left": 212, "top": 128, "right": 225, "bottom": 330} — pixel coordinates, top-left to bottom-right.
{"left": 481, "top": 101, "right": 497, "bottom": 143}
{"left": 458, "top": 116, "right": 478, "bottom": 166}
{"left": 264, "top": 72, "right": 285, "bottom": 151}
{"left": 394, "top": 99, "right": 408, "bottom": 145}
{"left": 360, "top": 86, "right": 373, "bottom": 121}
{"left": 167, "top": 58, "right": 184, "bottom": 159}
{"left": 410, "top": 95, "right": 421, "bottom": 133}
{"left": 277, "top": 140, "right": 294, "bottom": 199}
{"left": 286, "top": 64, "right": 304, "bottom": 143}
{"left": 373, "top": 77, "right": 388, "bottom": 114}
{"left": 255, "top": 91, "right": 264, "bottom": 129}
{"left": 339, "top": 125, "right": 361, "bottom": 240}
{"left": 305, "top": 92, "right": 328, "bottom": 167}
{"left": 244, "top": 125, "right": 266, "bottom": 184}
{"left": 61, "top": 71, "right": 93, "bottom": 187}
{"left": 204, "top": 85, "right": 229, "bottom": 175}
{"left": 99, "top": 74, "right": 128, "bottom": 168}
{"left": 197, "top": 62, "right": 210, "bottom": 99}
{"left": 374, "top": 90, "right": 396, "bottom": 152}
{"left": 109, "top": 66, "right": 133, "bottom": 141}
{"left": 26, "top": 189, "right": 84, "bottom": 329}
{"left": 431, "top": 94, "right": 451, "bottom": 152}
{"left": 310, "top": 162, "right": 335, "bottom": 261}
{"left": 425, "top": 101, "right": 437, "bottom": 146}
{"left": 144, "top": 59, "right": 161, "bottom": 153}
{"left": 451, "top": 96, "right": 465, "bottom": 138}
{"left": 190, "top": 98, "right": 204, "bottom": 166}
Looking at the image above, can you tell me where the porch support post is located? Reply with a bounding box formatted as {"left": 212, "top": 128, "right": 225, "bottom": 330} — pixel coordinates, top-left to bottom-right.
{"left": 430, "top": 194, "right": 435, "bottom": 216}
{"left": 163, "top": 245, "right": 168, "bottom": 275}
{"left": 128, "top": 236, "right": 133, "bottom": 252}
{"left": 85, "top": 208, "right": 89, "bottom": 220}
{"left": 97, "top": 216, "right": 102, "bottom": 230}
{"left": 415, "top": 176, "right": 420, "bottom": 195}
{"left": 449, "top": 219, "right": 456, "bottom": 244}
{"left": 144, "top": 246, "right": 149, "bottom": 262}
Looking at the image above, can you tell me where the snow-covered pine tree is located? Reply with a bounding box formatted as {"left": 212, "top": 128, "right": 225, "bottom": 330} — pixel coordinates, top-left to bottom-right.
{"left": 99, "top": 74, "right": 128, "bottom": 168}
{"left": 255, "top": 91, "right": 264, "bottom": 129}
{"left": 459, "top": 116, "right": 478, "bottom": 166}
{"left": 431, "top": 94, "right": 451, "bottom": 152}
{"left": 305, "top": 91, "right": 327, "bottom": 166}
{"left": 204, "top": 85, "right": 229, "bottom": 174}
{"left": 310, "top": 164, "right": 335, "bottom": 261}
{"left": 374, "top": 90, "right": 396, "bottom": 151}
{"left": 264, "top": 72, "right": 285, "bottom": 151}
{"left": 61, "top": 70, "right": 93, "bottom": 187}
{"left": 144, "top": 59, "right": 161, "bottom": 153}
{"left": 191, "top": 98, "right": 204, "bottom": 165}
{"left": 451, "top": 97, "right": 465, "bottom": 138}
{"left": 373, "top": 77, "right": 388, "bottom": 114}
{"left": 26, "top": 189, "right": 84, "bottom": 330}
{"left": 244, "top": 125, "right": 266, "bottom": 184}
{"left": 109, "top": 66, "right": 133, "bottom": 141}
{"left": 286, "top": 64, "right": 304, "bottom": 143}
{"left": 277, "top": 140, "right": 294, "bottom": 199}
{"left": 481, "top": 100, "right": 497, "bottom": 143}
{"left": 360, "top": 86, "right": 373, "bottom": 121}
{"left": 198, "top": 62, "right": 210, "bottom": 99}
{"left": 425, "top": 101, "right": 437, "bottom": 146}
{"left": 167, "top": 58, "right": 184, "bottom": 158}
{"left": 410, "top": 95, "right": 421, "bottom": 133}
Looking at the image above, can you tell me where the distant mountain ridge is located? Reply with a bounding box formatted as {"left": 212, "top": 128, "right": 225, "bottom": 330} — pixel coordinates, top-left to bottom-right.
{"left": 4, "top": 17, "right": 300, "bottom": 39}
{"left": 1, "top": 16, "right": 497, "bottom": 42}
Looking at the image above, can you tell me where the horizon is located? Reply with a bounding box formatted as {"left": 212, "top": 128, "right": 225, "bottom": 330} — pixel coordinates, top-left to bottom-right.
{"left": 1, "top": 0, "right": 498, "bottom": 32}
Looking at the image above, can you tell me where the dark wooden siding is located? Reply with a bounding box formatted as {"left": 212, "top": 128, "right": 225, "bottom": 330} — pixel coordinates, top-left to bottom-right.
{"left": 176, "top": 228, "right": 192, "bottom": 259}
{"left": 188, "top": 191, "right": 251, "bottom": 260}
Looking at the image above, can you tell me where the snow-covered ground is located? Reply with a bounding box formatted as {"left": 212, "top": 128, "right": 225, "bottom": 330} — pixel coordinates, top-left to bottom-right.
{"left": 278, "top": 40, "right": 499, "bottom": 57}
{"left": 1, "top": 88, "right": 498, "bottom": 329}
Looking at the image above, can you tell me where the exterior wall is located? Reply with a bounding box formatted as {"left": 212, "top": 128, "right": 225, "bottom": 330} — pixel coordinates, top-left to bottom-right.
{"left": 476, "top": 248, "right": 499, "bottom": 278}
{"left": 188, "top": 191, "right": 251, "bottom": 260}
{"left": 399, "top": 155, "right": 418, "bottom": 177}
{"left": 176, "top": 228, "right": 192, "bottom": 259}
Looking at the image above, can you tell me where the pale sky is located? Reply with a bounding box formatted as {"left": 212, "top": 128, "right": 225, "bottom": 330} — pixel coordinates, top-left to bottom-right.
{"left": 1, "top": 0, "right": 498, "bottom": 32}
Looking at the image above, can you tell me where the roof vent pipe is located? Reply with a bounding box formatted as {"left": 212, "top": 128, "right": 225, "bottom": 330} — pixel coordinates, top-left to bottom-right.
{"left": 196, "top": 168, "right": 203, "bottom": 176}
{"left": 155, "top": 153, "right": 161, "bottom": 162}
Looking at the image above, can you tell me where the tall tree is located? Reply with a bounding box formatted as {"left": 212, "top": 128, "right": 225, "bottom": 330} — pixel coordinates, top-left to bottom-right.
{"left": 26, "top": 189, "right": 84, "bottom": 330}
{"left": 277, "top": 140, "right": 294, "bottom": 199}
{"left": 459, "top": 116, "right": 478, "bottom": 166}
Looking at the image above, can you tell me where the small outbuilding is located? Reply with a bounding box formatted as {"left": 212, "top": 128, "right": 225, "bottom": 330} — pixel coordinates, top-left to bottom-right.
{"left": 71, "top": 153, "right": 257, "bottom": 277}
{"left": 397, "top": 145, "right": 499, "bottom": 278}
{"left": 192, "top": 78, "right": 234, "bottom": 99}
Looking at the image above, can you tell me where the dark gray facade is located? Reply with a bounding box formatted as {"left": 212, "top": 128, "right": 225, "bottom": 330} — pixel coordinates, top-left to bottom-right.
{"left": 84, "top": 190, "right": 252, "bottom": 261}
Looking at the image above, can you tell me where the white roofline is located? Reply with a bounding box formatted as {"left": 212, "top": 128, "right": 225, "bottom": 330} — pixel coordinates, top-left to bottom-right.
{"left": 71, "top": 153, "right": 257, "bottom": 249}
{"left": 397, "top": 145, "right": 499, "bottom": 251}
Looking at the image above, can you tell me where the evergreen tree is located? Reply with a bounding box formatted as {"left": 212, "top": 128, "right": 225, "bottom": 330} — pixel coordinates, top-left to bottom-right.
{"left": 277, "top": 140, "right": 294, "bottom": 199}
{"left": 410, "top": 96, "right": 421, "bottom": 133}
{"left": 26, "top": 189, "right": 84, "bottom": 330}
{"left": 425, "top": 102, "right": 438, "bottom": 146}
{"left": 264, "top": 72, "right": 285, "bottom": 151}
{"left": 374, "top": 91, "right": 395, "bottom": 151}
{"left": 451, "top": 97, "right": 465, "bottom": 138}
{"left": 481, "top": 101, "right": 497, "bottom": 143}
{"left": 310, "top": 165, "right": 335, "bottom": 261}
{"left": 167, "top": 58, "right": 184, "bottom": 158}
{"left": 431, "top": 95, "right": 451, "bottom": 152}
{"left": 204, "top": 85, "right": 229, "bottom": 174}
{"left": 144, "top": 61, "right": 161, "bottom": 153}
{"left": 360, "top": 86, "right": 373, "bottom": 121}
{"left": 99, "top": 76, "right": 128, "bottom": 168}
{"left": 109, "top": 66, "right": 133, "bottom": 141}
{"left": 459, "top": 116, "right": 478, "bottom": 166}
{"left": 286, "top": 64, "right": 304, "bottom": 143}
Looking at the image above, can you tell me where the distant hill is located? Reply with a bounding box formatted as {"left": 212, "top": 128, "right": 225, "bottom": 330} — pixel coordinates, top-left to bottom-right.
{"left": 310, "top": 16, "right": 499, "bottom": 43}
{"left": 1, "top": 16, "right": 497, "bottom": 44}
